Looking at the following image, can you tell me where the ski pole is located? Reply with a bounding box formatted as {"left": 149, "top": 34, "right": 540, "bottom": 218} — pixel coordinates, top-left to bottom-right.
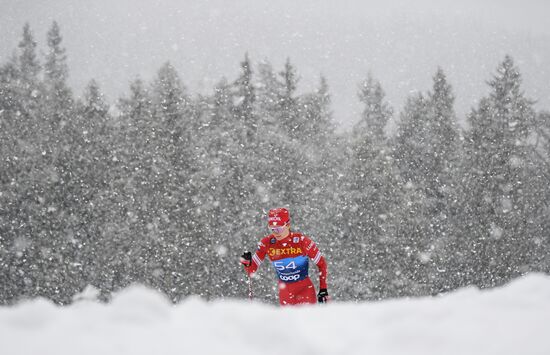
{"left": 246, "top": 272, "right": 254, "bottom": 300}
{"left": 240, "top": 251, "right": 254, "bottom": 300}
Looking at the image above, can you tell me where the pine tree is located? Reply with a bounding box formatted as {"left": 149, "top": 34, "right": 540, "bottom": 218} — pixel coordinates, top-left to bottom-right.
{"left": 530, "top": 110, "right": 550, "bottom": 274}
{"left": 423, "top": 68, "right": 462, "bottom": 291}
{"left": 278, "top": 58, "right": 300, "bottom": 139}
{"left": 389, "top": 69, "right": 464, "bottom": 294}
{"left": 0, "top": 56, "right": 23, "bottom": 304}
{"left": 193, "top": 78, "right": 261, "bottom": 299}
{"left": 0, "top": 23, "right": 79, "bottom": 303}
{"left": 111, "top": 77, "right": 156, "bottom": 293}
{"left": 255, "top": 60, "right": 284, "bottom": 131}
{"left": 1, "top": 23, "right": 43, "bottom": 173}
{"left": 116, "top": 77, "right": 155, "bottom": 199}
{"left": 233, "top": 53, "right": 257, "bottom": 141}
{"left": 17, "top": 23, "right": 42, "bottom": 119}
{"left": 18, "top": 24, "right": 40, "bottom": 79}
{"left": 225, "top": 55, "right": 261, "bottom": 235}
{"left": 292, "top": 75, "right": 338, "bottom": 293}
{"left": 254, "top": 60, "right": 284, "bottom": 188}
{"left": 144, "top": 62, "right": 203, "bottom": 301}
{"left": 393, "top": 93, "right": 430, "bottom": 183}
{"left": 0, "top": 57, "right": 20, "bottom": 121}
{"left": 356, "top": 73, "right": 392, "bottom": 145}
{"left": 461, "top": 56, "right": 539, "bottom": 287}
{"left": 44, "top": 21, "right": 72, "bottom": 128}
{"left": 59, "top": 80, "right": 113, "bottom": 301}
{"left": 342, "top": 74, "right": 401, "bottom": 299}
{"left": 4, "top": 23, "right": 43, "bottom": 151}
{"left": 299, "top": 75, "right": 334, "bottom": 144}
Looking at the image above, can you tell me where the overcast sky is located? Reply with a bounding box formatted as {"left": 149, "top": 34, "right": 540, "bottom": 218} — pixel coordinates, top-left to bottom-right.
{"left": 1, "top": 0, "right": 549, "bottom": 129}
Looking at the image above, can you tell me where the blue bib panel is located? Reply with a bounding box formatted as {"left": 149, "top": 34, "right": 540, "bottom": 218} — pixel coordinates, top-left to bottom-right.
{"left": 271, "top": 255, "right": 309, "bottom": 283}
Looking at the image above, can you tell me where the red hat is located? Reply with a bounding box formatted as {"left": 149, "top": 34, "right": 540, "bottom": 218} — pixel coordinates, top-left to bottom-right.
{"left": 268, "top": 208, "right": 290, "bottom": 227}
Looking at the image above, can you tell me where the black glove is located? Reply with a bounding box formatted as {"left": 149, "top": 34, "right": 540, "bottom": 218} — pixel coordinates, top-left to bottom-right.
{"left": 240, "top": 251, "right": 252, "bottom": 267}
{"left": 317, "top": 288, "right": 329, "bottom": 303}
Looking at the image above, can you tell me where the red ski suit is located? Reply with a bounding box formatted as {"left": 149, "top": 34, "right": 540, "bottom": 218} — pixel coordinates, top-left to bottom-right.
{"left": 246, "top": 231, "right": 328, "bottom": 306}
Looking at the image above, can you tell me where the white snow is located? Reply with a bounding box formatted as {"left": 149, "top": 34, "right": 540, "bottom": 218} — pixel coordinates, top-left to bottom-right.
{"left": 1, "top": 273, "right": 549, "bottom": 355}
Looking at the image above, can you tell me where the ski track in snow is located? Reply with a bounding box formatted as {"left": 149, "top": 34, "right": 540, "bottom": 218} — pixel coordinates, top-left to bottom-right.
{"left": 1, "top": 273, "right": 550, "bottom": 355}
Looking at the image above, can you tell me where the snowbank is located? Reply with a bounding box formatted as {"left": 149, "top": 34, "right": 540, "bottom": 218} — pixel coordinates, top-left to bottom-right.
{"left": 1, "top": 274, "right": 550, "bottom": 355}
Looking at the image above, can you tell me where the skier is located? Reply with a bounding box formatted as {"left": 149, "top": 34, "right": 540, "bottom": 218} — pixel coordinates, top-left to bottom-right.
{"left": 240, "top": 208, "right": 329, "bottom": 305}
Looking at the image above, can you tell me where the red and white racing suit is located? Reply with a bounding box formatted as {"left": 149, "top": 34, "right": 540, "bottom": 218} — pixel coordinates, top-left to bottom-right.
{"left": 245, "top": 231, "right": 328, "bottom": 306}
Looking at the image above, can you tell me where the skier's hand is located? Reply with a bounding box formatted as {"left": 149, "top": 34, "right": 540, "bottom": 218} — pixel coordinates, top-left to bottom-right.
{"left": 317, "top": 288, "right": 329, "bottom": 303}
{"left": 240, "top": 251, "right": 252, "bottom": 267}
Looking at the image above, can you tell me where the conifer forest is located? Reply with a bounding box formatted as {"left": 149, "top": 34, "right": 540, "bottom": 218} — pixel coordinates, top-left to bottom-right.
{"left": 1, "top": 22, "right": 549, "bottom": 305}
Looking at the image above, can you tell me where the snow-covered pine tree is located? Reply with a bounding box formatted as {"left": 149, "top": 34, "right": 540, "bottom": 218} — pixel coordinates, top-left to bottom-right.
{"left": 17, "top": 23, "right": 43, "bottom": 125}
{"left": 292, "top": 75, "right": 339, "bottom": 295}
{"left": 299, "top": 75, "right": 334, "bottom": 145}
{"left": 390, "top": 93, "right": 434, "bottom": 295}
{"left": 193, "top": 78, "right": 244, "bottom": 298}
{"left": 145, "top": 62, "right": 200, "bottom": 301}
{"left": 71, "top": 80, "right": 119, "bottom": 300}
{"left": 0, "top": 51, "right": 26, "bottom": 305}
{"left": 254, "top": 60, "right": 284, "bottom": 198}
{"left": 341, "top": 74, "right": 404, "bottom": 299}
{"left": 233, "top": 53, "right": 257, "bottom": 142}
{"left": 530, "top": 110, "right": 550, "bottom": 273}
{"left": 220, "top": 56, "right": 264, "bottom": 249}
{"left": 267, "top": 58, "right": 310, "bottom": 209}
{"left": 43, "top": 21, "right": 72, "bottom": 129}
{"left": 423, "top": 68, "right": 462, "bottom": 292}
{"left": 112, "top": 78, "right": 156, "bottom": 294}
{"left": 278, "top": 58, "right": 300, "bottom": 139}
{"left": 255, "top": 60, "right": 284, "bottom": 132}
{"left": 20, "top": 22, "right": 77, "bottom": 304}
{"left": 356, "top": 73, "right": 392, "bottom": 145}
{"left": 461, "top": 56, "right": 540, "bottom": 287}
{"left": 389, "top": 69, "right": 463, "bottom": 295}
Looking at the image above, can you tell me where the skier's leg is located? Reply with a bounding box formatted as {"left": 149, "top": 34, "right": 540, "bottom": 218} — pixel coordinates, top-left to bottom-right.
{"left": 278, "top": 282, "right": 295, "bottom": 306}
{"left": 279, "top": 278, "right": 316, "bottom": 305}
{"left": 295, "top": 278, "right": 317, "bottom": 305}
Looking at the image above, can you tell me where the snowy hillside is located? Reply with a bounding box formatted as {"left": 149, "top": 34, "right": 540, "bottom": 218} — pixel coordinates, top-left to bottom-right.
{"left": 2, "top": 274, "right": 549, "bottom": 355}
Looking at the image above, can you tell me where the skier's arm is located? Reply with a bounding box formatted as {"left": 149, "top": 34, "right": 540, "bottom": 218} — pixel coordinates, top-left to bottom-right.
{"left": 242, "top": 239, "right": 267, "bottom": 275}
{"left": 315, "top": 255, "right": 328, "bottom": 290}
{"left": 303, "top": 237, "right": 328, "bottom": 290}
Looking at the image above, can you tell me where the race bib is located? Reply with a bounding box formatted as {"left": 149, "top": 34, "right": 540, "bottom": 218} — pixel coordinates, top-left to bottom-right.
{"left": 272, "top": 255, "right": 309, "bottom": 283}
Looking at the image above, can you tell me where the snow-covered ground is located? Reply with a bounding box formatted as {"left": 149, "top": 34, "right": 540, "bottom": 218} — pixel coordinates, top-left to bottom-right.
{"left": 1, "top": 274, "right": 549, "bottom": 355}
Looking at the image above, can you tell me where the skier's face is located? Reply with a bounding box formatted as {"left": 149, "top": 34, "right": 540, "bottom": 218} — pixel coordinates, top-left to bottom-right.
{"left": 270, "top": 223, "right": 290, "bottom": 237}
